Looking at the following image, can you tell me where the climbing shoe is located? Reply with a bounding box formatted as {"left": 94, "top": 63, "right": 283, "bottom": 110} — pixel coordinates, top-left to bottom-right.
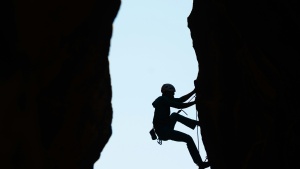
{"left": 198, "top": 161, "right": 210, "bottom": 169}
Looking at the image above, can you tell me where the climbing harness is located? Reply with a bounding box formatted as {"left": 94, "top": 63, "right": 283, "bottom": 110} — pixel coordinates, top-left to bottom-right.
{"left": 149, "top": 127, "right": 163, "bottom": 145}
{"left": 157, "top": 139, "right": 162, "bottom": 145}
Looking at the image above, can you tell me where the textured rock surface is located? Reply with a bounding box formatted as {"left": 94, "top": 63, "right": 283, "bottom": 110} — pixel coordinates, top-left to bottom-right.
{"left": 0, "top": 1, "right": 120, "bottom": 169}
{"left": 188, "top": 1, "right": 299, "bottom": 169}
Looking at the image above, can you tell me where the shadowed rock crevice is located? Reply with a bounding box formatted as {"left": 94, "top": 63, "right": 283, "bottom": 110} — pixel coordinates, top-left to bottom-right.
{"left": 0, "top": 1, "right": 120, "bottom": 169}
{"left": 188, "top": 1, "right": 299, "bottom": 169}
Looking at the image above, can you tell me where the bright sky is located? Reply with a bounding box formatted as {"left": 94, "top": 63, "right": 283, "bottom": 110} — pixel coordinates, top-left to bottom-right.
{"left": 94, "top": 0, "right": 209, "bottom": 169}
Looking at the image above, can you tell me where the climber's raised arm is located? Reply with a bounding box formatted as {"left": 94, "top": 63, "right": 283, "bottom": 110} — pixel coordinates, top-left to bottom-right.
{"left": 175, "top": 88, "right": 195, "bottom": 103}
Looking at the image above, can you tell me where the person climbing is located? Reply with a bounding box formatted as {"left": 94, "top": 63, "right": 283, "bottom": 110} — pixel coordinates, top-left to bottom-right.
{"left": 151, "top": 83, "right": 210, "bottom": 169}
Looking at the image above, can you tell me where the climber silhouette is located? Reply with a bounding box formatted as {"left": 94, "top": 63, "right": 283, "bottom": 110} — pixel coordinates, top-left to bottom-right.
{"left": 151, "top": 83, "right": 210, "bottom": 169}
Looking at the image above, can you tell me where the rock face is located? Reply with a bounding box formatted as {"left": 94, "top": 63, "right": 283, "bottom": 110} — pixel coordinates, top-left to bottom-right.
{"left": 188, "top": 1, "right": 299, "bottom": 169}
{"left": 0, "top": 1, "right": 120, "bottom": 169}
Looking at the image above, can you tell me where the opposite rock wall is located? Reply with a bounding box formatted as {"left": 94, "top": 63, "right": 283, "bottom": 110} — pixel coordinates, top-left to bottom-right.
{"left": 188, "top": 1, "right": 299, "bottom": 169}
{"left": 0, "top": 1, "right": 120, "bottom": 169}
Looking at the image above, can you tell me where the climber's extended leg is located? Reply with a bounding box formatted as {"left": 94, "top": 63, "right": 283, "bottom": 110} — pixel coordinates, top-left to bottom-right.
{"left": 168, "top": 130, "right": 203, "bottom": 165}
{"left": 170, "top": 113, "right": 199, "bottom": 130}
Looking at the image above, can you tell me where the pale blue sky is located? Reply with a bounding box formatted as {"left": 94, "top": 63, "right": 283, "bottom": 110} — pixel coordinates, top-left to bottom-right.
{"left": 94, "top": 0, "right": 209, "bottom": 169}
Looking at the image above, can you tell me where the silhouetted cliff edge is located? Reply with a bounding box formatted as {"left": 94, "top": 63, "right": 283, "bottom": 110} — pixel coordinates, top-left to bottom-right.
{"left": 0, "top": 1, "right": 120, "bottom": 169}
{"left": 188, "top": 1, "right": 299, "bottom": 169}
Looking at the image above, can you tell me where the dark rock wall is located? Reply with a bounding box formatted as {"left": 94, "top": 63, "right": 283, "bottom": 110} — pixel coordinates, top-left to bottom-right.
{"left": 0, "top": 1, "right": 120, "bottom": 169}
{"left": 188, "top": 1, "right": 299, "bottom": 169}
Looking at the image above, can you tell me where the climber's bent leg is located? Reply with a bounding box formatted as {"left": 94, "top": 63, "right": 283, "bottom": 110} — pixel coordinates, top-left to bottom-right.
{"left": 168, "top": 130, "right": 202, "bottom": 164}
{"left": 170, "top": 113, "right": 198, "bottom": 129}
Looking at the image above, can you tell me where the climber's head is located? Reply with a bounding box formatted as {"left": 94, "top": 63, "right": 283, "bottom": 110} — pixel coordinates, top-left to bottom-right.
{"left": 161, "top": 83, "right": 175, "bottom": 98}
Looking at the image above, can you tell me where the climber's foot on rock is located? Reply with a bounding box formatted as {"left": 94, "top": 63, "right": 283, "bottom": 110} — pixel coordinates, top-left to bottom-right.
{"left": 198, "top": 162, "right": 210, "bottom": 169}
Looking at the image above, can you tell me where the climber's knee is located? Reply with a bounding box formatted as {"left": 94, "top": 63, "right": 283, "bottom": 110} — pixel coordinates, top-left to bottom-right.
{"left": 179, "top": 133, "right": 193, "bottom": 144}
{"left": 185, "top": 135, "right": 194, "bottom": 144}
